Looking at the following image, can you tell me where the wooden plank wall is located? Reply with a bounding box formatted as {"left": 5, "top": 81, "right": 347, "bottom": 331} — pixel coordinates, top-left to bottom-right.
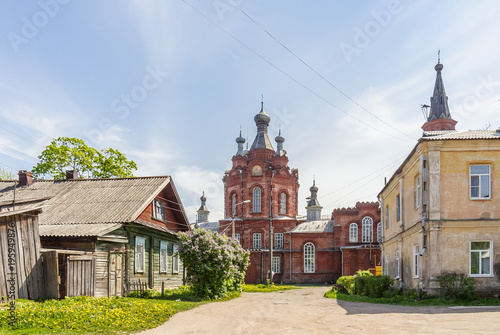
{"left": 0, "top": 214, "right": 44, "bottom": 299}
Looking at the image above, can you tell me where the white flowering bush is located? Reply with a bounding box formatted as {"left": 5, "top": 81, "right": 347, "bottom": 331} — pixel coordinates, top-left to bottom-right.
{"left": 177, "top": 229, "right": 250, "bottom": 299}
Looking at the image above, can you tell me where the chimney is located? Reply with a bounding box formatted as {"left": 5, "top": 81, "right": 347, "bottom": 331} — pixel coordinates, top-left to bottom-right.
{"left": 66, "top": 170, "right": 78, "bottom": 180}
{"left": 18, "top": 170, "right": 33, "bottom": 186}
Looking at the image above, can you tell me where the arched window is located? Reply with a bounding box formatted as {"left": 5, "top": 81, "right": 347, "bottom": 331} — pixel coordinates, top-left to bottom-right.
{"left": 231, "top": 194, "right": 237, "bottom": 216}
{"left": 252, "top": 165, "right": 262, "bottom": 176}
{"left": 279, "top": 193, "right": 286, "bottom": 215}
{"left": 377, "top": 222, "right": 382, "bottom": 242}
{"left": 362, "top": 217, "right": 373, "bottom": 243}
{"left": 304, "top": 242, "right": 315, "bottom": 273}
{"left": 349, "top": 223, "right": 358, "bottom": 243}
{"left": 252, "top": 187, "right": 261, "bottom": 213}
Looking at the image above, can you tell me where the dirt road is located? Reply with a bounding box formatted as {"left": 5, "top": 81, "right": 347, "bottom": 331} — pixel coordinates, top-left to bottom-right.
{"left": 137, "top": 287, "right": 500, "bottom": 335}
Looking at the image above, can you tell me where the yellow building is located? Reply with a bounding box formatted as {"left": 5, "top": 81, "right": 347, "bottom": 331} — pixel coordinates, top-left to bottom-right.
{"left": 379, "top": 60, "right": 500, "bottom": 294}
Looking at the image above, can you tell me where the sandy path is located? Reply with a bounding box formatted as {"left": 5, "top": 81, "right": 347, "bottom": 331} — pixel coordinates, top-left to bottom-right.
{"left": 136, "top": 287, "right": 500, "bottom": 335}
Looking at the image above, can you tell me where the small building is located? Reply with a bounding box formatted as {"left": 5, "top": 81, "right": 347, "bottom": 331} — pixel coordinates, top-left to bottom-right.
{"left": 0, "top": 171, "right": 190, "bottom": 298}
{"left": 379, "top": 60, "right": 500, "bottom": 294}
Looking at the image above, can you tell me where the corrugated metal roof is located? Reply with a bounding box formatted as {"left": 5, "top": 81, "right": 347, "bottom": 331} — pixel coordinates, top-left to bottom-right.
{"left": 39, "top": 223, "right": 122, "bottom": 237}
{"left": 0, "top": 177, "right": 170, "bottom": 226}
{"left": 423, "top": 129, "right": 500, "bottom": 140}
{"left": 191, "top": 221, "right": 219, "bottom": 232}
{"left": 291, "top": 220, "right": 334, "bottom": 233}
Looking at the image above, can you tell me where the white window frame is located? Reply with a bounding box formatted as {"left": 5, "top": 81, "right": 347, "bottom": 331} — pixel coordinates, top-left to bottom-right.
{"left": 304, "top": 242, "right": 315, "bottom": 273}
{"left": 470, "top": 241, "right": 492, "bottom": 277}
{"left": 135, "top": 236, "right": 146, "bottom": 273}
{"left": 415, "top": 175, "right": 421, "bottom": 209}
{"left": 234, "top": 233, "right": 240, "bottom": 243}
{"left": 172, "top": 244, "right": 179, "bottom": 274}
{"left": 413, "top": 245, "right": 419, "bottom": 278}
{"left": 153, "top": 199, "right": 166, "bottom": 221}
{"left": 159, "top": 241, "right": 168, "bottom": 273}
{"left": 470, "top": 165, "right": 491, "bottom": 199}
{"left": 362, "top": 217, "right": 373, "bottom": 243}
{"left": 377, "top": 222, "right": 382, "bottom": 242}
{"left": 252, "top": 187, "right": 261, "bottom": 213}
{"left": 395, "top": 250, "right": 400, "bottom": 279}
{"left": 274, "top": 233, "right": 284, "bottom": 249}
{"left": 349, "top": 223, "right": 358, "bottom": 243}
{"left": 253, "top": 233, "right": 261, "bottom": 249}
{"left": 272, "top": 256, "right": 280, "bottom": 274}
{"left": 279, "top": 193, "right": 287, "bottom": 215}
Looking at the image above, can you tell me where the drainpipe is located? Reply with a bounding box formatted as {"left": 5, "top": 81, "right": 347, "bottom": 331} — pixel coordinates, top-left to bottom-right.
{"left": 269, "top": 168, "right": 274, "bottom": 283}
{"left": 287, "top": 231, "right": 292, "bottom": 283}
{"left": 340, "top": 247, "right": 344, "bottom": 277}
{"left": 420, "top": 155, "right": 428, "bottom": 256}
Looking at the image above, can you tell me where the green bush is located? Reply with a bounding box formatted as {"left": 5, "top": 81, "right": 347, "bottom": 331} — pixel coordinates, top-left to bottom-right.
{"left": 354, "top": 275, "right": 394, "bottom": 298}
{"left": 336, "top": 276, "right": 355, "bottom": 295}
{"left": 436, "top": 272, "right": 475, "bottom": 300}
{"left": 178, "top": 229, "right": 250, "bottom": 300}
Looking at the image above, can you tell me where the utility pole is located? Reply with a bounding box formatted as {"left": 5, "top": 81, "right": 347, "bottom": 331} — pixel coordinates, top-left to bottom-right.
{"left": 269, "top": 169, "right": 274, "bottom": 285}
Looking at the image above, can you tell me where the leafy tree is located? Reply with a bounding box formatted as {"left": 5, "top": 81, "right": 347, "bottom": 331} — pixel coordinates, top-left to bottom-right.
{"left": 177, "top": 229, "right": 250, "bottom": 299}
{"left": 0, "top": 166, "right": 16, "bottom": 180}
{"left": 32, "top": 137, "right": 137, "bottom": 179}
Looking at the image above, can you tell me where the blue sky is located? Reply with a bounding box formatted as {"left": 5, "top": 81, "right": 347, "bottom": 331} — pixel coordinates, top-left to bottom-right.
{"left": 1, "top": 0, "right": 499, "bottom": 222}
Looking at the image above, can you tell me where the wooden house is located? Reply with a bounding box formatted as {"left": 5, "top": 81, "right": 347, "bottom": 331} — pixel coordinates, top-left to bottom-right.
{"left": 0, "top": 171, "right": 190, "bottom": 298}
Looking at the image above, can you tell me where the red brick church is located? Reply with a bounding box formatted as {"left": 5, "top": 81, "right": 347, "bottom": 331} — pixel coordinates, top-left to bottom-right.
{"left": 195, "top": 103, "right": 381, "bottom": 284}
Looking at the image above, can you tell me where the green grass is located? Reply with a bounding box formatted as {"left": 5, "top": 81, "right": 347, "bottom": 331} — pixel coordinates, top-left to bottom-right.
{"left": 242, "top": 284, "right": 301, "bottom": 292}
{"left": 0, "top": 287, "right": 236, "bottom": 334}
{"left": 324, "top": 288, "right": 500, "bottom": 307}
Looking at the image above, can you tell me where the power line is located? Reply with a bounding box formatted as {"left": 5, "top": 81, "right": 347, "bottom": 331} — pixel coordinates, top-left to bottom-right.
{"left": 180, "top": 0, "right": 413, "bottom": 143}
{"left": 229, "top": 1, "right": 415, "bottom": 141}
{"left": 0, "top": 126, "right": 45, "bottom": 148}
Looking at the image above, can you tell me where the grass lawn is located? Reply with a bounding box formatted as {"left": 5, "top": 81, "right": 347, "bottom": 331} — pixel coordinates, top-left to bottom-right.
{"left": 242, "top": 284, "right": 301, "bottom": 292}
{"left": 324, "top": 288, "right": 500, "bottom": 307}
{"left": 0, "top": 287, "right": 226, "bottom": 334}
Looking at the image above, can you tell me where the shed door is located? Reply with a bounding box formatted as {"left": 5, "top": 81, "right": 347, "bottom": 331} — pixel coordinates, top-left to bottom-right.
{"left": 66, "top": 255, "right": 95, "bottom": 297}
{"left": 109, "top": 253, "right": 124, "bottom": 296}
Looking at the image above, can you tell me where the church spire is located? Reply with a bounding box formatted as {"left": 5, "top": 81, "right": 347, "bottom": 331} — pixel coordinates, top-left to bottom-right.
{"left": 274, "top": 128, "right": 287, "bottom": 156}
{"left": 235, "top": 128, "right": 246, "bottom": 156}
{"left": 422, "top": 52, "right": 457, "bottom": 131}
{"left": 250, "top": 101, "right": 274, "bottom": 151}
{"left": 306, "top": 179, "right": 322, "bottom": 221}
{"left": 196, "top": 191, "right": 210, "bottom": 223}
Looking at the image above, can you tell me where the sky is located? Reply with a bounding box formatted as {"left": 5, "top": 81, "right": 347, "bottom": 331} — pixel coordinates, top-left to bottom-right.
{"left": 1, "top": 0, "right": 499, "bottom": 222}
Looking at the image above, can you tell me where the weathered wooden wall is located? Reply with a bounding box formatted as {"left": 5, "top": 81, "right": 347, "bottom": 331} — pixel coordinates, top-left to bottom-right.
{"left": 0, "top": 213, "right": 44, "bottom": 299}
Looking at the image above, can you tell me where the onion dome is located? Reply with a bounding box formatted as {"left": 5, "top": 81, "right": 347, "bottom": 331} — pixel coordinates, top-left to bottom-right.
{"left": 235, "top": 130, "right": 246, "bottom": 156}
{"left": 250, "top": 101, "right": 274, "bottom": 150}
{"left": 275, "top": 129, "right": 286, "bottom": 156}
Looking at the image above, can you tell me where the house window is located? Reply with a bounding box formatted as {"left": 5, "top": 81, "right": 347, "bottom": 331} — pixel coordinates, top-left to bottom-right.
{"left": 234, "top": 233, "right": 240, "bottom": 243}
{"left": 272, "top": 256, "right": 280, "bottom": 274}
{"left": 385, "top": 206, "right": 389, "bottom": 229}
{"left": 396, "top": 194, "right": 401, "bottom": 222}
{"left": 415, "top": 176, "right": 421, "bottom": 209}
{"left": 470, "top": 241, "right": 492, "bottom": 276}
{"left": 252, "top": 165, "right": 262, "bottom": 176}
{"left": 413, "top": 245, "right": 419, "bottom": 278}
{"left": 153, "top": 199, "right": 166, "bottom": 221}
{"left": 279, "top": 193, "right": 287, "bottom": 215}
{"left": 252, "top": 187, "right": 261, "bottom": 213}
{"left": 470, "top": 165, "right": 491, "bottom": 199}
{"left": 362, "top": 217, "right": 373, "bottom": 243}
{"left": 253, "top": 233, "right": 261, "bottom": 249}
{"left": 349, "top": 223, "right": 358, "bottom": 243}
{"left": 232, "top": 194, "right": 237, "bottom": 216}
{"left": 172, "top": 244, "right": 179, "bottom": 274}
{"left": 135, "top": 236, "right": 146, "bottom": 273}
{"left": 274, "top": 233, "right": 283, "bottom": 249}
{"left": 160, "top": 241, "right": 168, "bottom": 273}
{"left": 377, "top": 222, "right": 382, "bottom": 242}
{"left": 395, "top": 250, "right": 400, "bottom": 279}
{"left": 304, "top": 242, "right": 315, "bottom": 273}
